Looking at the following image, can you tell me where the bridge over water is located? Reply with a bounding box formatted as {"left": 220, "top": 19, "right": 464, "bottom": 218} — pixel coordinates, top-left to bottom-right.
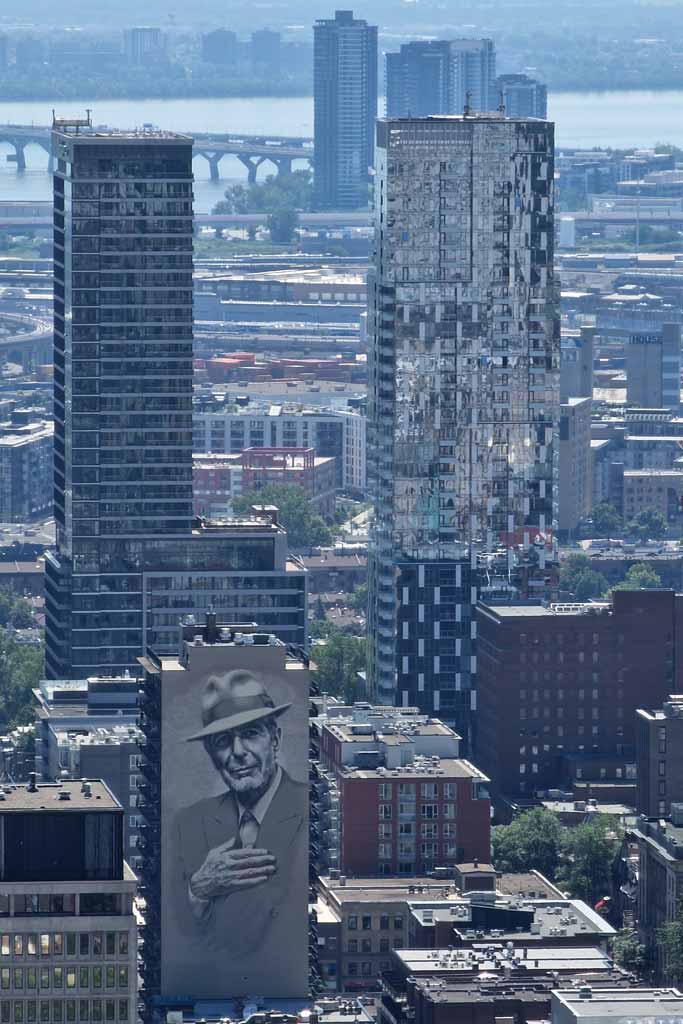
{"left": 0, "top": 124, "right": 313, "bottom": 182}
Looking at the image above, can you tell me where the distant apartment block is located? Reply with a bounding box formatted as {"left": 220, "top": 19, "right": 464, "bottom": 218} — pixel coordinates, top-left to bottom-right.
{"left": 626, "top": 324, "right": 681, "bottom": 410}
{"left": 313, "top": 10, "right": 377, "bottom": 210}
{"left": 193, "top": 402, "right": 366, "bottom": 494}
{"left": 497, "top": 74, "right": 548, "bottom": 118}
{"left": 241, "top": 447, "right": 337, "bottom": 518}
{"left": 386, "top": 39, "right": 496, "bottom": 117}
{"left": 122, "top": 27, "right": 164, "bottom": 64}
{"left": 559, "top": 397, "right": 592, "bottom": 536}
{"left": 0, "top": 418, "right": 52, "bottom": 522}
{"left": 201, "top": 29, "right": 238, "bottom": 65}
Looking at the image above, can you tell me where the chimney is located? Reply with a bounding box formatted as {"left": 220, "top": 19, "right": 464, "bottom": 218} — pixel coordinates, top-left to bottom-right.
{"left": 204, "top": 608, "right": 219, "bottom": 644}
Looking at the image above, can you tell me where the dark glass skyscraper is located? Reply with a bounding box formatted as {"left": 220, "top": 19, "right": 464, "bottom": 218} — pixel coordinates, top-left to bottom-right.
{"left": 45, "top": 124, "right": 309, "bottom": 679}
{"left": 46, "top": 125, "right": 194, "bottom": 678}
{"left": 313, "top": 10, "right": 377, "bottom": 211}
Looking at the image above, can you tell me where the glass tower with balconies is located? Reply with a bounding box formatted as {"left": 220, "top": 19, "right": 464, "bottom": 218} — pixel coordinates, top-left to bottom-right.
{"left": 367, "top": 114, "right": 560, "bottom": 737}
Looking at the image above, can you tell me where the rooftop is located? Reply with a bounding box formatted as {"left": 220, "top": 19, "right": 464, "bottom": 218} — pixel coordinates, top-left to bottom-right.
{"left": 0, "top": 779, "right": 120, "bottom": 812}
{"left": 52, "top": 125, "right": 192, "bottom": 144}
{"left": 552, "top": 988, "right": 683, "bottom": 1018}
{"left": 338, "top": 757, "right": 488, "bottom": 782}
{"left": 394, "top": 944, "right": 613, "bottom": 976}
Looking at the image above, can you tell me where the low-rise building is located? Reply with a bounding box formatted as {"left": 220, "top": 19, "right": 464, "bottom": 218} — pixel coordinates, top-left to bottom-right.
{"left": 241, "top": 447, "right": 337, "bottom": 518}
{"left": 0, "top": 777, "right": 137, "bottom": 1024}
{"left": 313, "top": 703, "right": 490, "bottom": 875}
{"left": 623, "top": 468, "right": 683, "bottom": 521}
{"left": 379, "top": 944, "right": 630, "bottom": 1024}
{"left": 552, "top": 988, "right": 683, "bottom": 1024}
{"left": 33, "top": 676, "right": 142, "bottom": 864}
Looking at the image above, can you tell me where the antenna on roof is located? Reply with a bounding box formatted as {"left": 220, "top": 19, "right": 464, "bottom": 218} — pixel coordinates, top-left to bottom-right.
{"left": 463, "top": 92, "right": 472, "bottom": 118}
{"left": 498, "top": 91, "right": 506, "bottom": 115}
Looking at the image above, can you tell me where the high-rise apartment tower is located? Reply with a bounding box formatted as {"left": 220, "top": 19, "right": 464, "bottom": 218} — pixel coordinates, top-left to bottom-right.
{"left": 313, "top": 10, "right": 377, "bottom": 210}
{"left": 46, "top": 121, "right": 308, "bottom": 679}
{"left": 386, "top": 39, "right": 496, "bottom": 119}
{"left": 367, "top": 114, "right": 559, "bottom": 734}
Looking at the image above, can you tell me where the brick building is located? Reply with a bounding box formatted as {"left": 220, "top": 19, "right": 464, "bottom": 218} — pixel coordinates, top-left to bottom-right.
{"left": 636, "top": 694, "right": 683, "bottom": 818}
{"left": 314, "top": 703, "right": 490, "bottom": 875}
{"left": 241, "top": 446, "right": 337, "bottom": 518}
{"left": 476, "top": 591, "right": 682, "bottom": 797}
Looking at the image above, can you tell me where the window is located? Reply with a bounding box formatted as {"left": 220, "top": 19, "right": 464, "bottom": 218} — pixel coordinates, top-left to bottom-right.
{"left": 117, "top": 969, "right": 127, "bottom": 990}
{"left": 66, "top": 935, "right": 76, "bottom": 958}
{"left": 394, "top": 916, "right": 403, "bottom": 929}
{"left": 443, "top": 783, "right": 457, "bottom": 800}
{"left": 347, "top": 963, "right": 358, "bottom": 978}
{"left": 66, "top": 970, "right": 76, "bottom": 991}
{"left": 14, "top": 937, "right": 23, "bottom": 958}
{"left": 118, "top": 935, "right": 128, "bottom": 957}
{"left": 347, "top": 940, "right": 357, "bottom": 953}
{"left": 92, "top": 968, "right": 102, "bottom": 990}
{"left": 92, "top": 935, "right": 103, "bottom": 958}
{"left": 1, "top": 969, "right": 8, "bottom": 990}
{"left": 421, "top": 823, "right": 438, "bottom": 839}
{"left": 379, "top": 915, "right": 389, "bottom": 930}
{"left": 26, "top": 937, "right": 37, "bottom": 958}
{"left": 379, "top": 938, "right": 390, "bottom": 953}
{"left": 421, "top": 804, "right": 437, "bottom": 819}
{"left": 361, "top": 939, "right": 372, "bottom": 953}
{"left": 79, "top": 935, "right": 89, "bottom": 957}
{"left": 54, "top": 968, "right": 63, "bottom": 990}
{"left": 443, "top": 803, "right": 456, "bottom": 818}
{"left": 378, "top": 823, "right": 391, "bottom": 839}
{"left": 80, "top": 968, "right": 89, "bottom": 989}
{"left": 420, "top": 783, "right": 437, "bottom": 799}
{"left": 398, "top": 802, "right": 415, "bottom": 817}
{"left": 398, "top": 784, "right": 415, "bottom": 799}
{"left": 347, "top": 916, "right": 357, "bottom": 931}
{"left": 361, "top": 916, "right": 371, "bottom": 931}
{"left": 1, "top": 937, "right": 9, "bottom": 957}
{"left": 379, "top": 804, "right": 392, "bottom": 820}
{"left": 378, "top": 784, "right": 392, "bottom": 799}
{"left": 399, "top": 823, "right": 414, "bottom": 836}
{"left": 54, "top": 936, "right": 63, "bottom": 958}
{"left": 378, "top": 843, "right": 392, "bottom": 860}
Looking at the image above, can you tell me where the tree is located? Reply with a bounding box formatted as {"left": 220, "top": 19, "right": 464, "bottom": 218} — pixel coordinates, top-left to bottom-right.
{"left": 0, "top": 633, "right": 43, "bottom": 730}
{"left": 213, "top": 170, "right": 313, "bottom": 216}
{"left": 560, "top": 553, "right": 608, "bottom": 601}
{"left": 492, "top": 808, "right": 564, "bottom": 880}
{"left": 233, "top": 484, "right": 333, "bottom": 551}
{"left": 312, "top": 627, "right": 366, "bottom": 703}
{"left": 557, "top": 815, "right": 621, "bottom": 905}
{"left": 611, "top": 562, "right": 662, "bottom": 592}
{"left": 657, "top": 913, "right": 683, "bottom": 984}
{"left": 612, "top": 928, "right": 647, "bottom": 975}
{"left": 0, "top": 590, "right": 35, "bottom": 630}
{"left": 267, "top": 208, "right": 299, "bottom": 244}
{"left": 591, "top": 502, "right": 623, "bottom": 537}
{"left": 626, "top": 508, "right": 667, "bottom": 540}
{"left": 349, "top": 583, "right": 368, "bottom": 615}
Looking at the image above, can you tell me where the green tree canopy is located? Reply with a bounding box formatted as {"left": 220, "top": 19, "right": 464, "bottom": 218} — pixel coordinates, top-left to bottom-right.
{"left": 658, "top": 913, "right": 683, "bottom": 984}
{"left": 626, "top": 508, "right": 667, "bottom": 541}
{"left": 232, "top": 484, "right": 333, "bottom": 551}
{"left": 611, "top": 928, "right": 647, "bottom": 975}
{"left": 591, "top": 502, "right": 623, "bottom": 537}
{"left": 349, "top": 583, "right": 368, "bottom": 615}
{"left": 312, "top": 627, "right": 366, "bottom": 703}
{"left": 492, "top": 808, "right": 564, "bottom": 880}
{"left": 560, "top": 553, "right": 609, "bottom": 601}
{"left": 267, "top": 208, "right": 299, "bottom": 244}
{"left": 557, "top": 815, "right": 622, "bottom": 905}
{"left": 214, "top": 170, "right": 313, "bottom": 216}
{"left": 611, "top": 562, "right": 662, "bottom": 592}
{"left": 0, "top": 633, "right": 43, "bottom": 731}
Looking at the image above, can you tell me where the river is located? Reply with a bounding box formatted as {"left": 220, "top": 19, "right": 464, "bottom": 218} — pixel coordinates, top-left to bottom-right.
{"left": 0, "top": 91, "right": 682, "bottom": 212}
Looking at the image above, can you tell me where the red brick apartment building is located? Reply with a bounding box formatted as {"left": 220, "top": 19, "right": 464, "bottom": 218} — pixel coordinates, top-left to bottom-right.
{"left": 316, "top": 707, "right": 491, "bottom": 875}
{"left": 476, "top": 590, "right": 683, "bottom": 797}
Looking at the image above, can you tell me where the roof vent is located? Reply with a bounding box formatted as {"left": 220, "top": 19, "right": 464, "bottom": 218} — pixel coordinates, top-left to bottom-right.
{"left": 57, "top": 791, "right": 71, "bottom": 801}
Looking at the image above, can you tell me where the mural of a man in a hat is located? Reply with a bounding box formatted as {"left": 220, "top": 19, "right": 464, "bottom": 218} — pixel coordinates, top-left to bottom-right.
{"left": 172, "top": 667, "right": 308, "bottom": 972}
